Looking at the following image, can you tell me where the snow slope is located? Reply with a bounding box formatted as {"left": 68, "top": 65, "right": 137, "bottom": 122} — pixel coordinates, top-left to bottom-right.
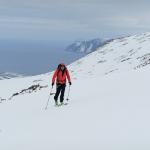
{"left": 0, "top": 32, "right": 150, "bottom": 150}
{"left": 70, "top": 32, "right": 150, "bottom": 79}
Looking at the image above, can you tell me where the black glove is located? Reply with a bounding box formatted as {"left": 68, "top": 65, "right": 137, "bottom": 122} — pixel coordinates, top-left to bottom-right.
{"left": 69, "top": 82, "right": 72, "bottom": 85}
{"left": 52, "top": 82, "right": 54, "bottom": 87}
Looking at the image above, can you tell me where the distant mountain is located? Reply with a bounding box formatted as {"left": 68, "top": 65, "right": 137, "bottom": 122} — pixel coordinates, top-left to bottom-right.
{"left": 65, "top": 38, "right": 111, "bottom": 53}
{"left": 0, "top": 72, "right": 23, "bottom": 80}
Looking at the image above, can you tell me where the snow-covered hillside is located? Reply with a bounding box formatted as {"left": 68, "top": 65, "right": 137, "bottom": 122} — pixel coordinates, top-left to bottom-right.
{"left": 0, "top": 32, "right": 150, "bottom": 150}
{"left": 65, "top": 38, "right": 109, "bottom": 53}
{"left": 70, "top": 32, "right": 150, "bottom": 79}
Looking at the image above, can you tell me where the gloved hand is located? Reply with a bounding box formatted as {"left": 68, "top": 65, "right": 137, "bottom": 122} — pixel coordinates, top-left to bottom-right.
{"left": 52, "top": 82, "right": 54, "bottom": 87}
{"left": 69, "top": 82, "right": 72, "bottom": 86}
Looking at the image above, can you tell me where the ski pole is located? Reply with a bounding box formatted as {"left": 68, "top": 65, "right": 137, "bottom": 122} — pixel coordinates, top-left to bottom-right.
{"left": 66, "top": 85, "right": 71, "bottom": 101}
{"left": 45, "top": 86, "right": 53, "bottom": 110}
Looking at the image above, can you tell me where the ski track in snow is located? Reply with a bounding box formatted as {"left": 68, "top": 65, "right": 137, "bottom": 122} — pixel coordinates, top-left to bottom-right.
{"left": 0, "top": 32, "right": 150, "bottom": 150}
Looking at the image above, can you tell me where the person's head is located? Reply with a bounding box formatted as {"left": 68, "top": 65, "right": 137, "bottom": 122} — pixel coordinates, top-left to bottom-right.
{"left": 58, "top": 63, "right": 66, "bottom": 71}
{"left": 61, "top": 65, "right": 65, "bottom": 71}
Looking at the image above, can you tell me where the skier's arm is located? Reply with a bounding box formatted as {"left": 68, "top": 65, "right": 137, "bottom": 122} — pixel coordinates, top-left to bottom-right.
{"left": 52, "top": 69, "right": 58, "bottom": 85}
{"left": 66, "top": 69, "right": 71, "bottom": 84}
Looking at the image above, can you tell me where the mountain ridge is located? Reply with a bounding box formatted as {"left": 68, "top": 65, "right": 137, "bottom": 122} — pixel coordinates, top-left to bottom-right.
{"left": 65, "top": 38, "right": 111, "bottom": 54}
{"left": 0, "top": 72, "right": 23, "bottom": 80}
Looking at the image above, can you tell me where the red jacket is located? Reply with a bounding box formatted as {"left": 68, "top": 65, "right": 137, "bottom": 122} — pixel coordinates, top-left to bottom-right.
{"left": 52, "top": 68, "right": 71, "bottom": 84}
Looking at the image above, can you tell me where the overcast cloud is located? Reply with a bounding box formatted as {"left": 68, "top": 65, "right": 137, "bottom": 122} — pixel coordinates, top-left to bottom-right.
{"left": 0, "top": 0, "right": 150, "bottom": 45}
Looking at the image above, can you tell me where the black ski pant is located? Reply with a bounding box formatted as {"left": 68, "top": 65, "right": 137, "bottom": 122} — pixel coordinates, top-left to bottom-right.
{"left": 54, "top": 83, "right": 66, "bottom": 102}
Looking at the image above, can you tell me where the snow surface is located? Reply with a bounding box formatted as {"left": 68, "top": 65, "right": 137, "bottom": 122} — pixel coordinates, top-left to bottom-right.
{"left": 0, "top": 32, "right": 150, "bottom": 150}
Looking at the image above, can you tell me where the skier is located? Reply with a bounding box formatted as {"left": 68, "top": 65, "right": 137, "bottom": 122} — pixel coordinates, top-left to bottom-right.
{"left": 52, "top": 63, "right": 72, "bottom": 106}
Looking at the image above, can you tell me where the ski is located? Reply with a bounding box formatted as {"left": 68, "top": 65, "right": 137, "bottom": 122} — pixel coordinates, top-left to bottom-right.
{"left": 55, "top": 103, "right": 68, "bottom": 107}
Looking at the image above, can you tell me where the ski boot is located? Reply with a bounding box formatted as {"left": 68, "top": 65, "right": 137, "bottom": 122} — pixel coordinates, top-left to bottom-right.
{"left": 60, "top": 102, "right": 64, "bottom": 106}
{"left": 55, "top": 101, "right": 59, "bottom": 106}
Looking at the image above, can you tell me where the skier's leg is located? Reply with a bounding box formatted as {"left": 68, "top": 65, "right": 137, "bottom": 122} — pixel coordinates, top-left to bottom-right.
{"left": 54, "top": 84, "right": 61, "bottom": 103}
{"left": 60, "top": 84, "right": 66, "bottom": 103}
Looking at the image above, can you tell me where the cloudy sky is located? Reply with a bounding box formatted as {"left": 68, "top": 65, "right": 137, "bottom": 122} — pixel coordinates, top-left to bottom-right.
{"left": 0, "top": 0, "right": 150, "bottom": 47}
